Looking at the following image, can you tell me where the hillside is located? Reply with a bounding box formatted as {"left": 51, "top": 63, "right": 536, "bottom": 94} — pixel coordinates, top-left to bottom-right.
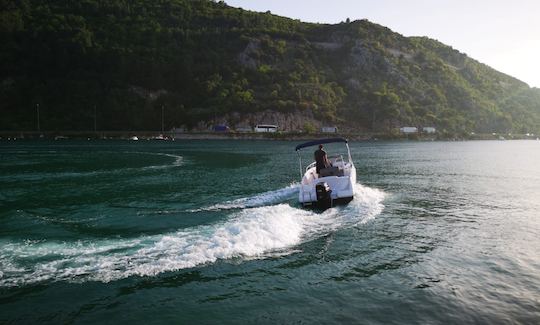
{"left": 2, "top": 0, "right": 540, "bottom": 135}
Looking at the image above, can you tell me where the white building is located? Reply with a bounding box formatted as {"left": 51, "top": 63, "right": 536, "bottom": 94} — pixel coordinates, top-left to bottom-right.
{"left": 399, "top": 127, "right": 418, "bottom": 134}
{"left": 321, "top": 126, "right": 338, "bottom": 133}
{"left": 254, "top": 124, "right": 278, "bottom": 133}
{"left": 422, "top": 127, "right": 436, "bottom": 134}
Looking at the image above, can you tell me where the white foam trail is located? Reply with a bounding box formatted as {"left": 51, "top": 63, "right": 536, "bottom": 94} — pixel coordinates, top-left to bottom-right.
{"left": 1, "top": 152, "right": 184, "bottom": 182}
{"left": 0, "top": 184, "right": 385, "bottom": 287}
{"left": 345, "top": 183, "right": 386, "bottom": 222}
{"left": 141, "top": 153, "right": 183, "bottom": 170}
{"left": 190, "top": 183, "right": 300, "bottom": 212}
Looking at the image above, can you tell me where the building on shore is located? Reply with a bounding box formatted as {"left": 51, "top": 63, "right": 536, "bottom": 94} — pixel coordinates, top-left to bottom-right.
{"left": 399, "top": 126, "right": 418, "bottom": 134}
{"left": 321, "top": 126, "right": 338, "bottom": 133}
{"left": 254, "top": 124, "right": 278, "bottom": 133}
{"left": 422, "top": 126, "right": 436, "bottom": 134}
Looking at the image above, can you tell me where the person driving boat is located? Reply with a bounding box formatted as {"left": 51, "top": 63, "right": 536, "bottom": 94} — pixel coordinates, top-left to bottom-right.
{"left": 314, "top": 144, "right": 331, "bottom": 176}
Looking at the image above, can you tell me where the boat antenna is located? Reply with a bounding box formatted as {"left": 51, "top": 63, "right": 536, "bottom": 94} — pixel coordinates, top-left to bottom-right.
{"left": 297, "top": 151, "right": 303, "bottom": 179}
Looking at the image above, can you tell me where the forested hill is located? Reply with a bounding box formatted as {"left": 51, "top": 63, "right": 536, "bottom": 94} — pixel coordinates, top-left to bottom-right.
{"left": 2, "top": 0, "right": 540, "bottom": 135}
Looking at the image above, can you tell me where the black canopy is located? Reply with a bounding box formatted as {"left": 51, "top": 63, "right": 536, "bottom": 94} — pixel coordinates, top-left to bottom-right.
{"left": 295, "top": 137, "right": 348, "bottom": 151}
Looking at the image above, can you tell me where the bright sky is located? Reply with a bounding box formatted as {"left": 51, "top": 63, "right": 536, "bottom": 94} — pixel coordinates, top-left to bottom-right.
{"left": 226, "top": 0, "right": 540, "bottom": 88}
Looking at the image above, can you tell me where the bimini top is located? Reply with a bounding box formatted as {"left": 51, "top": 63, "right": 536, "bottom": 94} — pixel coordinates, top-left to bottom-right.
{"left": 295, "top": 137, "right": 348, "bottom": 151}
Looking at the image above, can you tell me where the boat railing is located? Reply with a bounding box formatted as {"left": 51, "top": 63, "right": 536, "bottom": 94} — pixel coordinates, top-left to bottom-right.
{"left": 305, "top": 161, "right": 316, "bottom": 172}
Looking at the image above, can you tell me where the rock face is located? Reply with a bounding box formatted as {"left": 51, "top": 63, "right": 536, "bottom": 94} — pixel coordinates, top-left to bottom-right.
{"left": 238, "top": 40, "right": 260, "bottom": 69}
{"left": 349, "top": 40, "right": 380, "bottom": 72}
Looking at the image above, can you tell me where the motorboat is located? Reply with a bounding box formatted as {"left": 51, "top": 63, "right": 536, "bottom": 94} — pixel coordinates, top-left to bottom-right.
{"left": 295, "top": 138, "right": 356, "bottom": 209}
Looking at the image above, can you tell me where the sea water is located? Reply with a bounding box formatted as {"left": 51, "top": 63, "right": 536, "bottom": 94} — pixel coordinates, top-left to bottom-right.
{"left": 0, "top": 140, "right": 538, "bottom": 323}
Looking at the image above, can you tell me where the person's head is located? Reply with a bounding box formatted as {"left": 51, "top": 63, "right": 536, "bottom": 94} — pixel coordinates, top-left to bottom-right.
{"left": 319, "top": 144, "right": 323, "bottom": 149}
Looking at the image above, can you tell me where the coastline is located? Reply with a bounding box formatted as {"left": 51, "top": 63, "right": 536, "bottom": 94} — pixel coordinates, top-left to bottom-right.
{"left": 0, "top": 130, "right": 537, "bottom": 141}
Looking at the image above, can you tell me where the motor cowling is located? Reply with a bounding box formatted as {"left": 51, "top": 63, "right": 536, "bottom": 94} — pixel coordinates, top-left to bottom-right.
{"left": 315, "top": 182, "right": 332, "bottom": 209}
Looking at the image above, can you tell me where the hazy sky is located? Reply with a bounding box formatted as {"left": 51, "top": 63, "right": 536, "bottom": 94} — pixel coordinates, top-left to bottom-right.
{"left": 225, "top": 0, "right": 539, "bottom": 88}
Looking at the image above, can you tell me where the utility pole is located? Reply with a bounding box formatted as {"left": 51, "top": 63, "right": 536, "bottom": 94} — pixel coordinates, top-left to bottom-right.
{"left": 161, "top": 105, "right": 164, "bottom": 133}
{"left": 36, "top": 103, "right": 40, "bottom": 132}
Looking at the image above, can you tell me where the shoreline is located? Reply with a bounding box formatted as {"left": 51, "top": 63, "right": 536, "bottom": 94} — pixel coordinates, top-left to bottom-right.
{"left": 0, "top": 130, "right": 537, "bottom": 141}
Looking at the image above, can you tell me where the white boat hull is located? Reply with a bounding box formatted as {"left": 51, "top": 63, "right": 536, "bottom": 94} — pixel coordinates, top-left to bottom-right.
{"left": 299, "top": 166, "right": 356, "bottom": 205}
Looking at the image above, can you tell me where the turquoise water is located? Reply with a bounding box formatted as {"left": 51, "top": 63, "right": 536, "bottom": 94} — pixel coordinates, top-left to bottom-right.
{"left": 1, "top": 140, "right": 539, "bottom": 323}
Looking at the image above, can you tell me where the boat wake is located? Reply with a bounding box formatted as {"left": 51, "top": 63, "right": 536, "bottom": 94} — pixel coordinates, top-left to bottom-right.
{"left": 0, "top": 184, "right": 384, "bottom": 287}
{"left": 189, "top": 183, "right": 300, "bottom": 212}
{"left": 0, "top": 152, "right": 184, "bottom": 182}
{"left": 139, "top": 152, "right": 184, "bottom": 170}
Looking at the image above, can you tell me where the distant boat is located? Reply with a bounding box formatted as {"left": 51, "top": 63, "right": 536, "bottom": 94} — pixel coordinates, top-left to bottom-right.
{"left": 152, "top": 134, "right": 166, "bottom": 140}
{"left": 129, "top": 136, "right": 139, "bottom": 141}
{"left": 499, "top": 136, "right": 506, "bottom": 140}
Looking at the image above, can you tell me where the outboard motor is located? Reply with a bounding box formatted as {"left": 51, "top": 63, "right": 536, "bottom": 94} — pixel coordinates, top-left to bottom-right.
{"left": 315, "top": 182, "right": 332, "bottom": 210}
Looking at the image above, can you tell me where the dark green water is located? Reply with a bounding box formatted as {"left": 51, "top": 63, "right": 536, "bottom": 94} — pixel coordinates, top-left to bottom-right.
{"left": 1, "top": 140, "right": 539, "bottom": 324}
